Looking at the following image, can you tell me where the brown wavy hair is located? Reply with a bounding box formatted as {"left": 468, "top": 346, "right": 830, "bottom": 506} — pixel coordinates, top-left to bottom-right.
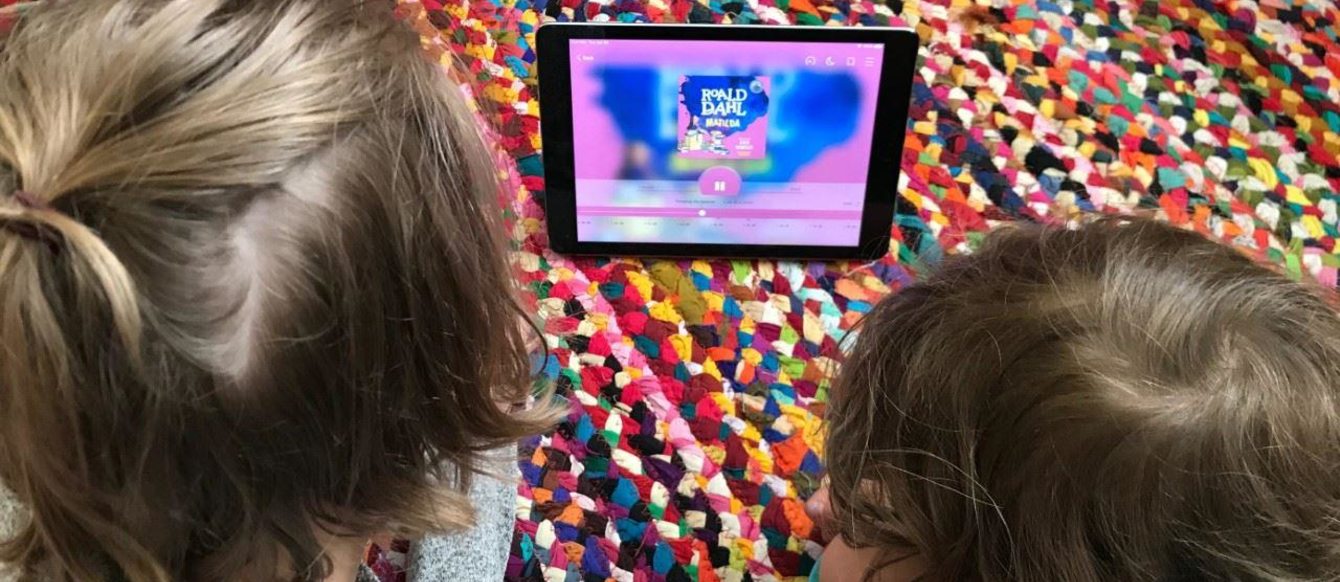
{"left": 0, "top": 0, "right": 557, "bottom": 580}
{"left": 826, "top": 218, "right": 1340, "bottom": 581}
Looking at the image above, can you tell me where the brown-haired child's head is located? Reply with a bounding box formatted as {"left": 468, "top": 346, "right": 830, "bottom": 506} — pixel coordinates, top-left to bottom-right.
{"left": 0, "top": 1, "right": 554, "bottom": 580}
{"left": 826, "top": 218, "right": 1340, "bottom": 581}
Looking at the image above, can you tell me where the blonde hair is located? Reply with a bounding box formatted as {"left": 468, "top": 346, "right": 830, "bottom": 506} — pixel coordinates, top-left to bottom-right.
{"left": 826, "top": 218, "right": 1340, "bottom": 581}
{"left": 0, "top": 1, "right": 555, "bottom": 580}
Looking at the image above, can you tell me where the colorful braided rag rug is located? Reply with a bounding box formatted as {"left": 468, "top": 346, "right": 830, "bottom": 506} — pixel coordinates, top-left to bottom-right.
{"left": 376, "top": 0, "right": 1340, "bottom": 580}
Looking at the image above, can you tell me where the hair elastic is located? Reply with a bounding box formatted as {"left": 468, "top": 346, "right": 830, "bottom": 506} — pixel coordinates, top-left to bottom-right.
{"left": 4, "top": 190, "right": 62, "bottom": 251}
{"left": 12, "top": 190, "right": 47, "bottom": 210}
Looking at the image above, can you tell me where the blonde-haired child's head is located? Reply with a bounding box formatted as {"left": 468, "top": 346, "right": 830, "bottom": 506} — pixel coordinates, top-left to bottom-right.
{"left": 0, "top": 1, "right": 554, "bottom": 580}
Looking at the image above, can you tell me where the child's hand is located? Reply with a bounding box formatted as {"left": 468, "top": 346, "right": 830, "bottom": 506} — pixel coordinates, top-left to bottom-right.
{"left": 496, "top": 314, "right": 545, "bottom": 415}
{"left": 520, "top": 315, "right": 545, "bottom": 356}
{"left": 370, "top": 533, "right": 395, "bottom": 551}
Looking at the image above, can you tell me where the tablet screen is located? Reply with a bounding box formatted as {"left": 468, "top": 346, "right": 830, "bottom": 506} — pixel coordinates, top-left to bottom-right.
{"left": 568, "top": 38, "right": 885, "bottom": 247}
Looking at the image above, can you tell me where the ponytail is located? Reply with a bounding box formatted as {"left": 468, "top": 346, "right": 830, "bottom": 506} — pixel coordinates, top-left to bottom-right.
{"left": 0, "top": 191, "right": 161, "bottom": 581}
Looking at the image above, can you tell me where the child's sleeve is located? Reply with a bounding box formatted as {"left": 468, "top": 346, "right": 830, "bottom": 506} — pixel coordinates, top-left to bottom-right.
{"left": 406, "top": 445, "right": 518, "bottom": 581}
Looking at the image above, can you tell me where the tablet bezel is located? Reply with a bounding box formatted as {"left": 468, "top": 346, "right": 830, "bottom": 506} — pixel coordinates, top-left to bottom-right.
{"left": 536, "top": 23, "right": 918, "bottom": 260}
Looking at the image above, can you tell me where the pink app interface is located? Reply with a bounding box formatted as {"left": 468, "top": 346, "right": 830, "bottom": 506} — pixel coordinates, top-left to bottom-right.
{"left": 569, "top": 38, "right": 885, "bottom": 246}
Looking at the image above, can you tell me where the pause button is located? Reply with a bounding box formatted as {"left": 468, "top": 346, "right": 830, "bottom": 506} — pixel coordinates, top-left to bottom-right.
{"left": 698, "top": 166, "right": 742, "bottom": 197}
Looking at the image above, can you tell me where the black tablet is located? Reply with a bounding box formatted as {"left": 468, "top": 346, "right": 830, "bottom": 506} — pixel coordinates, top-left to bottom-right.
{"left": 536, "top": 23, "right": 918, "bottom": 260}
